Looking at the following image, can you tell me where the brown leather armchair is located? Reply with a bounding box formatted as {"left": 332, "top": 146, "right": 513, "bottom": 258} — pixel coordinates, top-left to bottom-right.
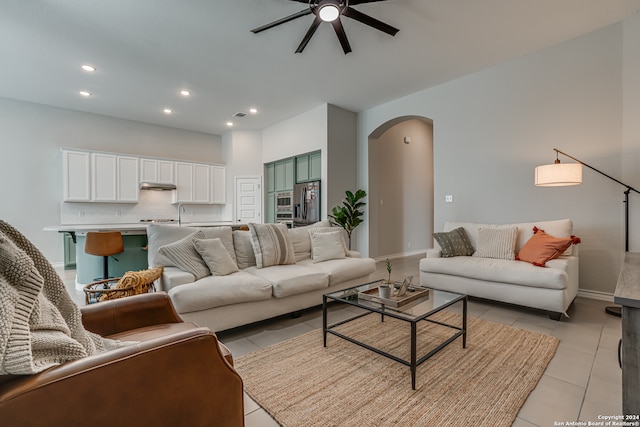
{"left": 0, "top": 292, "right": 244, "bottom": 427}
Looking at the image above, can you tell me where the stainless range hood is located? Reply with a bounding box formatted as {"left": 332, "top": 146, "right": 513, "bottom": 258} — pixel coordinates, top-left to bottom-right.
{"left": 140, "top": 182, "right": 177, "bottom": 191}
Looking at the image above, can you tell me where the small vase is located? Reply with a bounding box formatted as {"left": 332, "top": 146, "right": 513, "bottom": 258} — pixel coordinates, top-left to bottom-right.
{"left": 379, "top": 284, "right": 391, "bottom": 299}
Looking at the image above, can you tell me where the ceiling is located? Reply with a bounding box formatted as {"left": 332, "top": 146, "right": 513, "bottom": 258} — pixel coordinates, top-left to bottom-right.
{"left": 2, "top": 0, "right": 640, "bottom": 136}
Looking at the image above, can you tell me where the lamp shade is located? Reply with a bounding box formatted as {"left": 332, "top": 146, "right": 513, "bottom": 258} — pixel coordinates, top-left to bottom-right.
{"left": 535, "top": 163, "right": 582, "bottom": 187}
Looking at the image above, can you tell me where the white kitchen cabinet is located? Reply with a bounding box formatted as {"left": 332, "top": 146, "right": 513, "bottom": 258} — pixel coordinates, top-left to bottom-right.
{"left": 211, "top": 165, "right": 226, "bottom": 204}
{"left": 91, "top": 153, "right": 138, "bottom": 203}
{"left": 140, "top": 158, "right": 174, "bottom": 184}
{"left": 117, "top": 156, "right": 139, "bottom": 202}
{"left": 174, "top": 162, "right": 225, "bottom": 204}
{"left": 91, "top": 153, "right": 117, "bottom": 202}
{"left": 174, "top": 162, "right": 194, "bottom": 203}
{"left": 193, "top": 163, "right": 211, "bottom": 203}
{"left": 63, "top": 150, "right": 91, "bottom": 202}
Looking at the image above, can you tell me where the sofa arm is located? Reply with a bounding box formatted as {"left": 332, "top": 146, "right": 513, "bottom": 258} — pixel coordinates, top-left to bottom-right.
{"left": 80, "top": 292, "right": 183, "bottom": 336}
{"left": 426, "top": 248, "right": 442, "bottom": 258}
{"left": 346, "top": 250, "right": 361, "bottom": 258}
{"left": 0, "top": 327, "right": 244, "bottom": 427}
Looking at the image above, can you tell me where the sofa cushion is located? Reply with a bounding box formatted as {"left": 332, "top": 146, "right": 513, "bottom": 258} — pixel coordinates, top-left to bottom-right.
{"left": 419, "top": 256, "right": 569, "bottom": 290}
{"left": 473, "top": 226, "right": 518, "bottom": 260}
{"left": 516, "top": 227, "right": 577, "bottom": 267}
{"left": 243, "top": 264, "right": 328, "bottom": 298}
{"left": 157, "top": 230, "right": 210, "bottom": 280}
{"left": 310, "top": 230, "right": 346, "bottom": 263}
{"left": 287, "top": 220, "right": 333, "bottom": 262}
{"left": 147, "top": 224, "right": 236, "bottom": 267}
{"left": 194, "top": 238, "right": 239, "bottom": 276}
{"left": 233, "top": 230, "right": 257, "bottom": 269}
{"left": 443, "top": 219, "right": 573, "bottom": 254}
{"left": 249, "top": 223, "right": 296, "bottom": 268}
{"left": 299, "top": 257, "right": 376, "bottom": 286}
{"left": 168, "top": 271, "right": 272, "bottom": 313}
{"left": 432, "top": 227, "right": 474, "bottom": 257}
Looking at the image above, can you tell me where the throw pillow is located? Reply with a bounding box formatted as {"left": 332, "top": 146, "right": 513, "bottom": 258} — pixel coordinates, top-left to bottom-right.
{"left": 194, "top": 238, "right": 239, "bottom": 276}
{"left": 310, "top": 231, "right": 347, "bottom": 263}
{"left": 248, "top": 223, "right": 296, "bottom": 268}
{"left": 232, "top": 230, "right": 257, "bottom": 269}
{"left": 473, "top": 226, "right": 518, "bottom": 260}
{"left": 432, "top": 227, "right": 474, "bottom": 257}
{"left": 157, "top": 230, "right": 210, "bottom": 279}
{"left": 516, "top": 226, "right": 581, "bottom": 267}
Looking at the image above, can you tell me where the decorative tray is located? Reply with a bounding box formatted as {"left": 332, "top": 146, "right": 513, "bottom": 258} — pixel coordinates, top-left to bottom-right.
{"left": 358, "top": 286, "right": 430, "bottom": 307}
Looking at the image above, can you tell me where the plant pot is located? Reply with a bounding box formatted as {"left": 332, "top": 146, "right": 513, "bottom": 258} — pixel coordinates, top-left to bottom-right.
{"left": 378, "top": 284, "right": 391, "bottom": 299}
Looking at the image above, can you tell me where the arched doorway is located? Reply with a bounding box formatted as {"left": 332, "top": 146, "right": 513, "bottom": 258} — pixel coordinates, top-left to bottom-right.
{"left": 368, "top": 116, "right": 434, "bottom": 259}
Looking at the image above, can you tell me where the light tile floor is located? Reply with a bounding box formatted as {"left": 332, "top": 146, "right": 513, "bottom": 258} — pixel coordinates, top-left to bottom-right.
{"left": 61, "top": 255, "right": 623, "bottom": 427}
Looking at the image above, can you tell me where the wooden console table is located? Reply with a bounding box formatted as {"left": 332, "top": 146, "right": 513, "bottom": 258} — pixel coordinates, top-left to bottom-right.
{"left": 614, "top": 252, "right": 640, "bottom": 416}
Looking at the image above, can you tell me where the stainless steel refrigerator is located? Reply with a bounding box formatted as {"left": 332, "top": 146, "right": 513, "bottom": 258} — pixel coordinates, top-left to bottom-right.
{"left": 293, "top": 181, "right": 320, "bottom": 227}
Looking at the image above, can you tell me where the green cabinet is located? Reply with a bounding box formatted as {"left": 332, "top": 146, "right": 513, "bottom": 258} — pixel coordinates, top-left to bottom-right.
{"left": 63, "top": 232, "right": 76, "bottom": 270}
{"left": 295, "top": 151, "right": 321, "bottom": 183}
{"left": 274, "top": 159, "right": 294, "bottom": 191}
{"left": 296, "top": 156, "right": 309, "bottom": 182}
{"left": 266, "top": 163, "right": 275, "bottom": 193}
{"left": 309, "top": 151, "right": 321, "bottom": 180}
{"left": 266, "top": 193, "right": 275, "bottom": 223}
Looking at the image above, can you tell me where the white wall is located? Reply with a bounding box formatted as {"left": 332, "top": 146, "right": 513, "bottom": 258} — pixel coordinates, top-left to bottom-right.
{"left": 222, "top": 130, "right": 264, "bottom": 221}
{"left": 326, "top": 105, "right": 358, "bottom": 221}
{"left": 623, "top": 11, "right": 640, "bottom": 251}
{"left": 262, "top": 103, "right": 359, "bottom": 220}
{"left": 359, "top": 23, "right": 629, "bottom": 294}
{"left": 262, "top": 105, "right": 327, "bottom": 163}
{"left": 369, "top": 119, "right": 433, "bottom": 258}
{"left": 0, "top": 97, "right": 223, "bottom": 265}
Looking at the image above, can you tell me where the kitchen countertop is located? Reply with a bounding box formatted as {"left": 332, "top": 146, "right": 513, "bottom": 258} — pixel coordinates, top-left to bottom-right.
{"left": 44, "top": 221, "right": 237, "bottom": 234}
{"left": 614, "top": 252, "right": 640, "bottom": 309}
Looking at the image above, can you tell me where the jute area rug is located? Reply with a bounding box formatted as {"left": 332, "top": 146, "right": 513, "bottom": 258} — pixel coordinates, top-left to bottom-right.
{"left": 235, "top": 312, "right": 559, "bottom": 427}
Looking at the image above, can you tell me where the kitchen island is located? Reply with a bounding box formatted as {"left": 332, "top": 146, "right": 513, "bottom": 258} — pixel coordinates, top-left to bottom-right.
{"left": 45, "top": 221, "right": 240, "bottom": 288}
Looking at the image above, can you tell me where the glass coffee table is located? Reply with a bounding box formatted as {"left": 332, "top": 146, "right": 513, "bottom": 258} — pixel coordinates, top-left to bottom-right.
{"left": 323, "top": 281, "right": 467, "bottom": 390}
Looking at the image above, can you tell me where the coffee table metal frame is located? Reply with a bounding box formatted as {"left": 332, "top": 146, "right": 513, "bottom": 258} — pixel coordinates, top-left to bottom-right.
{"left": 323, "top": 282, "right": 467, "bottom": 390}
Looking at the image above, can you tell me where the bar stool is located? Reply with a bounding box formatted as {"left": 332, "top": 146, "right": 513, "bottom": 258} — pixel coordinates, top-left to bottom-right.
{"left": 84, "top": 231, "right": 124, "bottom": 280}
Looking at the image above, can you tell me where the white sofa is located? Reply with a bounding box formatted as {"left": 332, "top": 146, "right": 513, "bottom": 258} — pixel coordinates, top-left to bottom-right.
{"left": 146, "top": 221, "right": 377, "bottom": 332}
{"left": 419, "top": 219, "right": 579, "bottom": 320}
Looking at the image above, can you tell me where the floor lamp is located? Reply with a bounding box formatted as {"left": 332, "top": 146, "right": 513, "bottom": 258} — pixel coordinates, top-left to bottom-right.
{"left": 535, "top": 148, "right": 640, "bottom": 317}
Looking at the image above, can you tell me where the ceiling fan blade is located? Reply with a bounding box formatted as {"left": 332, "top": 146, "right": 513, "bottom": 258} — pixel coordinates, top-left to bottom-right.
{"left": 251, "top": 9, "right": 312, "bottom": 34}
{"left": 295, "top": 15, "right": 323, "bottom": 53}
{"left": 343, "top": 6, "right": 399, "bottom": 36}
{"left": 349, "top": 0, "right": 389, "bottom": 3}
{"left": 331, "top": 19, "right": 352, "bottom": 54}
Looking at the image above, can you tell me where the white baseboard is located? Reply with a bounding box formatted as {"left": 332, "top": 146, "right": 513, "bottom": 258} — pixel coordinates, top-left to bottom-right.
{"left": 51, "top": 261, "right": 65, "bottom": 269}
{"left": 577, "top": 289, "right": 614, "bottom": 302}
{"left": 374, "top": 250, "right": 426, "bottom": 262}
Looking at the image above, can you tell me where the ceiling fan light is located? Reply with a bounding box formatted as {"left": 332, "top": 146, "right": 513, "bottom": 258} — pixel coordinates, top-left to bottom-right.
{"left": 318, "top": 4, "right": 340, "bottom": 22}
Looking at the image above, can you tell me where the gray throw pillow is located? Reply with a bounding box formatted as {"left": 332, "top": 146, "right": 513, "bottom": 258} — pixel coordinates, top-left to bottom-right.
{"left": 157, "top": 230, "right": 210, "bottom": 279}
{"left": 194, "top": 238, "right": 239, "bottom": 276}
{"left": 432, "top": 227, "right": 474, "bottom": 257}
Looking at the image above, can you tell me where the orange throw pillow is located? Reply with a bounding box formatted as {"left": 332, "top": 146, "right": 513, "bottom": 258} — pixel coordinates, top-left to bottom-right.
{"left": 516, "top": 227, "right": 581, "bottom": 267}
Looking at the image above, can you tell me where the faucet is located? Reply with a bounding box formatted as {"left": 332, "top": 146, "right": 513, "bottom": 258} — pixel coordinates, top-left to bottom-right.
{"left": 178, "top": 203, "right": 185, "bottom": 226}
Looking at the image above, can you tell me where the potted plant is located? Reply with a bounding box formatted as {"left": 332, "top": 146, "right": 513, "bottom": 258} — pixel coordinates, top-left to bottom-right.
{"left": 379, "top": 258, "right": 393, "bottom": 298}
{"left": 328, "top": 189, "right": 367, "bottom": 250}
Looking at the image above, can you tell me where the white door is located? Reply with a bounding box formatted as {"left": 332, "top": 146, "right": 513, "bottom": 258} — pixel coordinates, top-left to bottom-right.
{"left": 235, "top": 177, "right": 262, "bottom": 224}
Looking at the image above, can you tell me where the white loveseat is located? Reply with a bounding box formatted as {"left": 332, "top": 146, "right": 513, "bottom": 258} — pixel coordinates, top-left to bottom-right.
{"left": 146, "top": 221, "right": 377, "bottom": 332}
{"left": 419, "top": 219, "right": 579, "bottom": 320}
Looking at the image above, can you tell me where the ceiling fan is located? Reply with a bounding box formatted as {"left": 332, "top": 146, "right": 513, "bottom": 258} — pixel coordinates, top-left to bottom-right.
{"left": 251, "top": 0, "right": 399, "bottom": 54}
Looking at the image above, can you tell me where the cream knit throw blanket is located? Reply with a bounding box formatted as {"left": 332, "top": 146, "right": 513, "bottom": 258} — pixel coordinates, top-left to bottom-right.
{"left": 0, "top": 220, "right": 127, "bottom": 375}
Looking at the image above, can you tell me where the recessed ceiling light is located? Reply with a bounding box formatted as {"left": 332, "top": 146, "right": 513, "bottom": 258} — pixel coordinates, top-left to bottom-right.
{"left": 249, "top": 108, "right": 258, "bottom": 114}
{"left": 81, "top": 64, "right": 96, "bottom": 72}
{"left": 180, "top": 90, "right": 191, "bottom": 96}
{"left": 163, "top": 108, "right": 173, "bottom": 114}
{"left": 226, "top": 122, "right": 234, "bottom": 127}
{"left": 79, "top": 91, "right": 92, "bottom": 97}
